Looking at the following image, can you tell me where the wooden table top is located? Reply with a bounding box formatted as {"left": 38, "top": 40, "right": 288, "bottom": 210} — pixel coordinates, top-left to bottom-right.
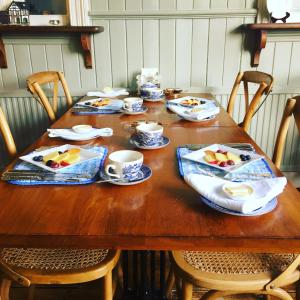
{"left": 0, "top": 94, "right": 299, "bottom": 252}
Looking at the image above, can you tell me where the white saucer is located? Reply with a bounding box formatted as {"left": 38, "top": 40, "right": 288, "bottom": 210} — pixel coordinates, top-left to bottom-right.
{"left": 120, "top": 106, "right": 148, "bottom": 115}
{"left": 130, "top": 135, "right": 170, "bottom": 150}
{"left": 100, "top": 164, "right": 152, "bottom": 185}
{"left": 143, "top": 97, "right": 165, "bottom": 102}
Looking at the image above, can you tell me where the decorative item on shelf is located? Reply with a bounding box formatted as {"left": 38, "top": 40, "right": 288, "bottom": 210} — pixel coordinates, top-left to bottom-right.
{"left": 267, "top": 0, "right": 291, "bottom": 23}
{"left": 7, "top": 0, "right": 30, "bottom": 25}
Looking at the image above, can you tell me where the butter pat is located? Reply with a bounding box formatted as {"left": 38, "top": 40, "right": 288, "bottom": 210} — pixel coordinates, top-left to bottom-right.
{"left": 223, "top": 183, "right": 253, "bottom": 200}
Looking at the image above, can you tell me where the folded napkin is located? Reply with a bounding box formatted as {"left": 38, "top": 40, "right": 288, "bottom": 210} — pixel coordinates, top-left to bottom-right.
{"left": 48, "top": 128, "right": 113, "bottom": 140}
{"left": 87, "top": 88, "right": 129, "bottom": 98}
{"left": 168, "top": 104, "right": 220, "bottom": 120}
{"left": 184, "top": 173, "right": 287, "bottom": 214}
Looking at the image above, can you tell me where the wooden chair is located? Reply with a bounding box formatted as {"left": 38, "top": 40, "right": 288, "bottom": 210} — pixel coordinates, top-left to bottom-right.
{"left": 273, "top": 97, "right": 300, "bottom": 169}
{"left": 0, "top": 107, "right": 17, "bottom": 160}
{"left": 227, "top": 71, "right": 274, "bottom": 132}
{"left": 167, "top": 251, "right": 300, "bottom": 300}
{"left": 26, "top": 71, "right": 73, "bottom": 124}
{"left": 0, "top": 106, "right": 121, "bottom": 300}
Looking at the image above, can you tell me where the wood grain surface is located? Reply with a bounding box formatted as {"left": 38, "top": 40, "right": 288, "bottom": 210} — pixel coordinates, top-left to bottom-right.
{"left": 0, "top": 94, "right": 299, "bottom": 252}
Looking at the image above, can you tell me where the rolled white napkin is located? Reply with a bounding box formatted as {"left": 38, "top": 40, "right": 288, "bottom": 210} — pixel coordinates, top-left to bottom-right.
{"left": 168, "top": 104, "right": 220, "bottom": 120}
{"left": 184, "top": 173, "right": 287, "bottom": 214}
{"left": 48, "top": 128, "right": 113, "bottom": 139}
{"left": 87, "top": 88, "right": 129, "bottom": 98}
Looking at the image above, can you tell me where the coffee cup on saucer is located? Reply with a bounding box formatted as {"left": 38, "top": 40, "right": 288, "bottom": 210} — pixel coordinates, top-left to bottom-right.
{"left": 105, "top": 150, "right": 143, "bottom": 180}
{"left": 123, "top": 97, "right": 143, "bottom": 112}
{"left": 136, "top": 123, "right": 163, "bottom": 146}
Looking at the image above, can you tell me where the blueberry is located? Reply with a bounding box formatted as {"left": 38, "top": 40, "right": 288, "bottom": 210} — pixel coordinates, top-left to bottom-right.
{"left": 33, "top": 155, "right": 43, "bottom": 162}
{"left": 58, "top": 151, "right": 63, "bottom": 155}
{"left": 245, "top": 155, "right": 251, "bottom": 160}
{"left": 85, "top": 102, "right": 91, "bottom": 105}
{"left": 240, "top": 154, "right": 247, "bottom": 161}
{"left": 46, "top": 160, "right": 53, "bottom": 167}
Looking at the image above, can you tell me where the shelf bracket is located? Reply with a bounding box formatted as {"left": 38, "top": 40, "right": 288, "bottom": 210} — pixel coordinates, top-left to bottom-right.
{"left": 0, "top": 35, "right": 7, "bottom": 68}
{"left": 80, "top": 33, "right": 92, "bottom": 69}
{"left": 252, "top": 30, "right": 267, "bottom": 67}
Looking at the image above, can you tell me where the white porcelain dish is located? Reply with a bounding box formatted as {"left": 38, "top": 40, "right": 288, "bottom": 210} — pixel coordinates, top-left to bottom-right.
{"left": 72, "top": 125, "right": 93, "bottom": 133}
{"left": 78, "top": 98, "right": 123, "bottom": 110}
{"left": 182, "top": 144, "right": 263, "bottom": 173}
{"left": 19, "top": 144, "right": 102, "bottom": 173}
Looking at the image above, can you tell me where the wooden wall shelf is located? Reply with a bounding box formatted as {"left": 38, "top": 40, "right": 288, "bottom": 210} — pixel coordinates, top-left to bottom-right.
{"left": 0, "top": 25, "right": 104, "bottom": 69}
{"left": 246, "top": 23, "right": 300, "bottom": 67}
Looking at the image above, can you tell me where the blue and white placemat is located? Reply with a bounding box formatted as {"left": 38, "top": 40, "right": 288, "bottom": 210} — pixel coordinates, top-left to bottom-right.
{"left": 9, "top": 146, "right": 107, "bottom": 186}
{"left": 177, "top": 146, "right": 274, "bottom": 181}
{"left": 72, "top": 106, "right": 121, "bottom": 115}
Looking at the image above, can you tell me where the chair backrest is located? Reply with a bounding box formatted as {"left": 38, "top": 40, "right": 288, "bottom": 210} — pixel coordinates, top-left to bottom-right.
{"left": 227, "top": 71, "right": 274, "bottom": 132}
{"left": 26, "top": 71, "right": 72, "bottom": 124}
{"left": 273, "top": 96, "right": 300, "bottom": 169}
{"left": 0, "top": 106, "right": 17, "bottom": 160}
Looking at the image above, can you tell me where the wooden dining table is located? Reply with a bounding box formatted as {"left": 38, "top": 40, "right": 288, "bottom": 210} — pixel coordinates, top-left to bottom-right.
{"left": 0, "top": 93, "right": 299, "bottom": 253}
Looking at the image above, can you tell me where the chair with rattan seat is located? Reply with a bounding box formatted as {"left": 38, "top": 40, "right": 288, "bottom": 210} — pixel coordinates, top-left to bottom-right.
{"left": 26, "top": 71, "right": 73, "bottom": 124}
{"left": 0, "top": 106, "right": 121, "bottom": 300}
{"left": 0, "top": 107, "right": 17, "bottom": 160}
{"left": 227, "top": 71, "right": 274, "bottom": 132}
{"left": 167, "top": 251, "right": 300, "bottom": 300}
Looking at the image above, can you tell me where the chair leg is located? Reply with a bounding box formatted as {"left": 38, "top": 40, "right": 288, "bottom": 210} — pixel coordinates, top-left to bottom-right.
{"left": 102, "top": 270, "right": 113, "bottom": 300}
{"left": 27, "top": 285, "right": 35, "bottom": 300}
{"left": 164, "top": 266, "right": 175, "bottom": 299}
{"left": 267, "top": 287, "right": 293, "bottom": 300}
{"left": 182, "top": 280, "right": 193, "bottom": 300}
{"left": 0, "top": 279, "right": 11, "bottom": 300}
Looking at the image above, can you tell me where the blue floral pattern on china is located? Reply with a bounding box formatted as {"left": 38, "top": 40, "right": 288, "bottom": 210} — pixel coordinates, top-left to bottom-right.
{"left": 131, "top": 102, "right": 143, "bottom": 111}
{"left": 122, "top": 162, "right": 143, "bottom": 180}
{"left": 132, "top": 135, "right": 169, "bottom": 149}
{"left": 137, "top": 131, "right": 162, "bottom": 146}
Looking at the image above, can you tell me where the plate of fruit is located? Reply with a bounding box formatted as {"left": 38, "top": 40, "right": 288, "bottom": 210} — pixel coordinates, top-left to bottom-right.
{"left": 79, "top": 98, "right": 123, "bottom": 110}
{"left": 19, "top": 145, "right": 102, "bottom": 173}
{"left": 182, "top": 144, "right": 263, "bottom": 172}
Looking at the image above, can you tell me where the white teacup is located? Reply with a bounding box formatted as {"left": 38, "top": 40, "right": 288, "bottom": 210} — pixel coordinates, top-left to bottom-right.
{"left": 105, "top": 150, "right": 143, "bottom": 179}
{"left": 136, "top": 123, "right": 163, "bottom": 146}
{"left": 123, "top": 97, "right": 143, "bottom": 112}
{"left": 141, "top": 87, "right": 164, "bottom": 100}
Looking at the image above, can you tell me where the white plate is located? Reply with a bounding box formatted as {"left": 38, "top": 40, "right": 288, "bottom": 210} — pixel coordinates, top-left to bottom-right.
{"left": 19, "top": 144, "right": 102, "bottom": 173}
{"left": 168, "top": 96, "right": 215, "bottom": 108}
{"left": 120, "top": 106, "right": 148, "bottom": 115}
{"left": 78, "top": 98, "right": 123, "bottom": 110}
{"left": 201, "top": 196, "right": 277, "bottom": 216}
{"left": 179, "top": 114, "right": 216, "bottom": 122}
{"left": 182, "top": 144, "right": 263, "bottom": 173}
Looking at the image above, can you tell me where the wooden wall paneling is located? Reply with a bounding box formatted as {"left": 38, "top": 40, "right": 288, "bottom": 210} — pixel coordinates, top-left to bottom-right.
{"left": 13, "top": 44, "right": 32, "bottom": 89}
{"left": 228, "top": 0, "right": 246, "bottom": 9}
{"left": 126, "top": 0, "right": 142, "bottom": 10}
{"left": 240, "top": 16, "right": 256, "bottom": 71}
{"left": 90, "top": 0, "right": 108, "bottom": 11}
{"left": 246, "top": 0, "right": 256, "bottom": 8}
{"left": 222, "top": 18, "right": 243, "bottom": 86}
{"left": 45, "top": 45, "right": 64, "bottom": 71}
{"left": 288, "top": 42, "right": 300, "bottom": 87}
{"left": 142, "top": 0, "right": 159, "bottom": 10}
{"left": 29, "top": 45, "right": 47, "bottom": 73}
{"left": 175, "top": 19, "right": 192, "bottom": 88}
{"left": 176, "top": 0, "right": 193, "bottom": 10}
{"left": 259, "top": 98, "right": 273, "bottom": 155}
{"left": 193, "top": 0, "right": 210, "bottom": 9}
{"left": 272, "top": 42, "right": 293, "bottom": 87}
{"left": 142, "top": 20, "right": 159, "bottom": 68}
{"left": 92, "top": 20, "right": 112, "bottom": 89}
{"left": 108, "top": 0, "right": 125, "bottom": 10}
{"left": 207, "top": 19, "right": 226, "bottom": 88}
{"left": 61, "top": 39, "right": 81, "bottom": 91}
{"left": 190, "top": 19, "right": 209, "bottom": 87}
{"left": 110, "top": 20, "right": 128, "bottom": 87}
{"left": 1, "top": 44, "right": 18, "bottom": 89}
{"left": 210, "top": 0, "right": 227, "bottom": 9}
{"left": 159, "top": 0, "right": 176, "bottom": 10}
{"left": 257, "top": 40, "right": 275, "bottom": 74}
{"left": 159, "top": 19, "right": 176, "bottom": 88}
{"left": 126, "top": 20, "right": 143, "bottom": 90}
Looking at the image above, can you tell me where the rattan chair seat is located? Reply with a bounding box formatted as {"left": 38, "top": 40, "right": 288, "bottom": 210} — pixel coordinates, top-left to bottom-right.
{"left": 0, "top": 248, "right": 109, "bottom": 271}
{"left": 182, "top": 251, "right": 296, "bottom": 275}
